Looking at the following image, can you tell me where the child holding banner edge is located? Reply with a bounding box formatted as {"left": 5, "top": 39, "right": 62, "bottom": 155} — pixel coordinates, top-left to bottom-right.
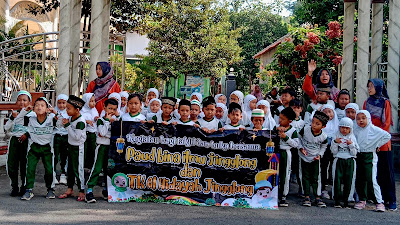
{"left": 86, "top": 98, "right": 119, "bottom": 203}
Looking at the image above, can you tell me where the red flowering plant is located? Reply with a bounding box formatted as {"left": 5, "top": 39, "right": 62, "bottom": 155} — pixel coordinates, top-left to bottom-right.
{"left": 261, "top": 21, "right": 343, "bottom": 90}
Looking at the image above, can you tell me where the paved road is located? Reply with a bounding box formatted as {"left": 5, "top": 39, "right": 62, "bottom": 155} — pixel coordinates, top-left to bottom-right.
{"left": 0, "top": 163, "right": 399, "bottom": 225}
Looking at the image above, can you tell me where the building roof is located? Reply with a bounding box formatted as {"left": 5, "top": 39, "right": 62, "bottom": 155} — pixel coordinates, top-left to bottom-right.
{"left": 253, "top": 34, "right": 290, "bottom": 59}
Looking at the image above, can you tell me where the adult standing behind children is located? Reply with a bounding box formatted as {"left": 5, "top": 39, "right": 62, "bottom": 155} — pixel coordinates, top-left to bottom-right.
{"left": 86, "top": 62, "right": 121, "bottom": 114}
{"left": 363, "top": 79, "right": 397, "bottom": 211}
{"left": 303, "top": 60, "right": 340, "bottom": 102}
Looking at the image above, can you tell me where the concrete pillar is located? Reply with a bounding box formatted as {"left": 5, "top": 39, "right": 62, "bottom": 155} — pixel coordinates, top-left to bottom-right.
{"left": 101, "top": 0, "right": 111, "bottom": 61}
{"left": 0, "top": 0, "right": 9, "bottom": 32}
{"left": 341, "top": 1, "right": 356, "bottom": 98}
{"left": 56, "top": 0, "right": 71, "bottom": 95}
{"left": 89, "top": 0, "right": 105, "bottom": 82}
{"left": 356, "top": 0, "right": 371, "bottom": 107}
{"left": 70, "top": 0, "right": 82, "bottom": 96}
{"left": 370, "top": 2, "right": 384, "bottom": 78}
{"left": 387, "top": 0, "right": 400, "bottom": 132}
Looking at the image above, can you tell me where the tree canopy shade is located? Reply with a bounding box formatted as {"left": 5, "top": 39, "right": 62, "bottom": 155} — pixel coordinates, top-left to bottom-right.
{"left": 146, "top": 0, "right": 243, "bottom": 79}
{"left": 229, "top": 2, "right": 288, "bottom": 90}
{"left": 291, "top": 0, "right": 344, "bottom": 26}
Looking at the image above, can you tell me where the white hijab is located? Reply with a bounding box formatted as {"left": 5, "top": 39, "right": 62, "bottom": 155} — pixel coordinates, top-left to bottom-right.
{"left": 244, "top": 94, "right": 257, "bottom": 120}
{"left": 256, "top": 100, "right": 276, "bottom": 130}
{"left": 214, "top": 94, "right": 225, "bottom": 104}
{"left": 336, "top": 117, "right": 358, "bottom": 144}
{"left": 55, "top": 94, "right": 69, "bottom": 118}
{"left": 354, "top": 110, "right": 389, "bottom": 150}
{"left": 230, "top": 90, "right": 244, "bottom": 106}
{"left": 191, "top": 92, "right": 203, "bottom": 103}
{"left": 320, "top": 104, "right": 339, "bottom": 139}
{"left": 147, "top": 88, "right": 159, "bottom": 100}
{"left": 216, "top": 102, "right": 228, "bottom": 124}
{"left": 81, "top": 93, "right": 99, "bottom": 121}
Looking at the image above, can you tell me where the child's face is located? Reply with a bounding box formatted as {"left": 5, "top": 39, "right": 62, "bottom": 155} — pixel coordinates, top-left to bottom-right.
{"left": 190, "top": 105, "right": 200, "bottom": 118}
{"left": 339, "top": 126, "right": 351, "bottom": 136}
{"left": 17, "top": 94, "right": 30, "bottom": 109}
{"left": 251, "top": 117, "right": 264, "bottom": 129}
{"left": 316, "top": 91, "right": 329, "bottom": 104}
{"left": 178, "top": 105, "right": 191, "bottom": 120}
{"left": 319, "top": 70, "right": 330, "bottom": 84}
{"left": 356, "top": 113, "right": 368, "bottom": 128}
{"left": 150, "top": 101, "right": 160, "bottom": 113}
{"left": 57, "top": 99, "right": 67, "bottom": 111}
{"left": 257, "top": 105, "right": 268, "bottom": 115}
{"left": 228, "top": 110, "right": 242, "bottom": 125}
{"left": 218, "top": 95, "right": 227, "bottom": 105}
{"left": 346, "top": 108, "right": 356, "bottom": 120}
{"left": 291, "top": 106, "right": 302, "bottom": 118}
{"left": 279, "top": 114, "right": 291, "bottom": 127}
{"left": 34, "top": 100, "right": 47, "bottom": 115}
{"left": 215, "top": 107, "right": 224, "bottom": 119}
{"left": 311, "top": 117, "right": 325, "bottom": 134}
{"left": 66, "top": 103, "right": 79, "bottom": 117}
{"left": 89, "top": 96, "right": 96, "bottom": 109}
{"left": 230, "top": 94, "right": 239, "bottom": 104}
{"left": 121, "top": 97, "right": 127, "bottom": 107}
{"left": 104, "top": 104, "right": 118, "bottom": 116}
{"left": 147, "top": 92, "right": 157, "bottom": 101}
{"left": 338, "top": 94, "right": 350, "bottom": 109}
{"left": 96, "top": 64, "right": 103, "bottom": 77}
{"left": 161, "top": 104, "right": 174, "bottom": 116}
{"left": 249, "top": 99, "right": 257, "bottom": 110}
{"left": 127, "top": 96, "right": 141, "bottom": 114}
{"left": 322, "top": 108, "right": 334, "bottom": 121}
{"left": 280, "top": 93, "right": 294, "bottom": 105}
{"left": 203, "top": 104, "right": 216, "bottom": 120}
{"left": 368, "top": 82, "right": 376, "bottom": 96}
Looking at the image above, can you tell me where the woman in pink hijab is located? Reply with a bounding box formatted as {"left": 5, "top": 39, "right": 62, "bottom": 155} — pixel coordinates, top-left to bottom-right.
{"left": 251, "top": 84, "right": 263, "bottom": 101}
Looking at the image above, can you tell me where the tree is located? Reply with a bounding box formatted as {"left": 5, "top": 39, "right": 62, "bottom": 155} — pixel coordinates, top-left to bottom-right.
{"left": 229, "top": 3, "right": 288, "bottom": 91}
{"left": 291, "top": 0, "right": 344, "bottom": 26}
{"left": 146, "top": 0, "right": 243, "bottom": 80}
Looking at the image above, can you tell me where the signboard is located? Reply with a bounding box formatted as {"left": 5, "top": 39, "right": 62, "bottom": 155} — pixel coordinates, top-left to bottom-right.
{"left": 107, "top": 122, "right": 280, "bottom": 210}
{"left": 180, "top": 86, "right": 193, "bottom": 95}
{"left": 186, "top": 76, "right": 206, "bottom": 96}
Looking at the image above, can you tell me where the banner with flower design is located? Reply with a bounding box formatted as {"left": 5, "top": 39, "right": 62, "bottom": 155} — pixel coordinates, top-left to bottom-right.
{"left": 107, "top": 122, "right": 280, "bottom": 209}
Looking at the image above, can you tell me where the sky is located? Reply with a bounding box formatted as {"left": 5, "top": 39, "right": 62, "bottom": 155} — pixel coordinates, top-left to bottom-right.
{"left": 262, "top": 0, "right": 294, "bottom": 17}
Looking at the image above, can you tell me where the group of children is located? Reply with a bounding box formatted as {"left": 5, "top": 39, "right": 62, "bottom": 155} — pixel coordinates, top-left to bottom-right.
{"left": 5, "top": 80, "right": 396, "bottom": 212}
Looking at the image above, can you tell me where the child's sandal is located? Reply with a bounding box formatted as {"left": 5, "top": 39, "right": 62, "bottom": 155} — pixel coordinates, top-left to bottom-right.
{"left": 77, "top": 193, "right": 85, "bottom": 202}
{"left": 58, "top": 192, "right": 73, "bottom": 199}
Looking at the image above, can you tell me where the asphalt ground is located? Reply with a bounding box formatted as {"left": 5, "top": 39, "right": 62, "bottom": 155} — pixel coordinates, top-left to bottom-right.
{"left": 0, "top": 162, "right": 399, "bottom": 225}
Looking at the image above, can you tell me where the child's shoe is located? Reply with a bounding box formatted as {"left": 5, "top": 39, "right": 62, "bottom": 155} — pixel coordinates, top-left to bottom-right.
{"left": 388, "top": 202, "right": 397, "bottom": 211}
{"left": 334, "top": 203, "right": 342, "bottom": 208}
{"left": 59, "top": 174, "right": 67, "bottom": 185}
{"left": 316, "top": 199, "right": 326, "bottom": 208}
{"left": 102, "top": 189, "right": 108, "bottom": 200}
{"left": 21, "top": 189, "right": 34, "bottom": 200}
{"left": 375, "top": 203, "right": 386, "bottom": 212}
{"left": 86, "top": 192, "right": 96, "bottom": 203}
{"left": 302, "top": 197, "right": 311, "bottom": 207}
{"left": 343, "top": 202, "right": 351, "bottom": 209}
{"left": 321, "top": 190, "right": 330, "bottom": 199}
{"left": 46, "top": 189, "right": 56, "bottom": 199}
{"left": 10, "top": 188, "right": 19, "bottom": 197}
{"left": 279, "top": 197, "right": 288, "bottom": 207}
{"left": 354, "top": 201, "right": 366, "bottom": 210}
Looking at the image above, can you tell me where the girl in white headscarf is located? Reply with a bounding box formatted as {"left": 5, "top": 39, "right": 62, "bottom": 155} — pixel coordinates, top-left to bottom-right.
{"left": 345, "top": 103, "right": 359, "bottom": 122}
{"left": 214, "top": 94, "right": 227, "bottom": 105}
{"left": 353, "top": 110, "right": 391, "bottom": 212}
{"left": 331, "top": 117, "right": 359, "bottom": 208}
{"left": 119, "top": 91, "right": 129, "bottom": 114}
{"left": 215, "top": 103, "right": 228, "bottom": 126}
{"left": 81, "top": 93, "right": 100, "bottom": 170}
{"left": 256, "top": 100, "right": 276, "bottom": 130}
{"left": 53, "top": 94, "right": 69, "bottom": 184}
{"left": 146, "top": 98, "right": 162, "bottom": 121}
{"left": 243, "top": 94, "right": 257, "bottom": 122}
{"left": 143, "top": 88, "right": 159, "bottom": 116}
{"left": 190, "top": 92, "right": 203, "bottom": 103}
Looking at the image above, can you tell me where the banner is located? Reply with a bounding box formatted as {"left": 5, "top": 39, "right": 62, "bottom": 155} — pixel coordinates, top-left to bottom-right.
{"left": 107, "top": 122, "right": 280, "bottom": 210}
